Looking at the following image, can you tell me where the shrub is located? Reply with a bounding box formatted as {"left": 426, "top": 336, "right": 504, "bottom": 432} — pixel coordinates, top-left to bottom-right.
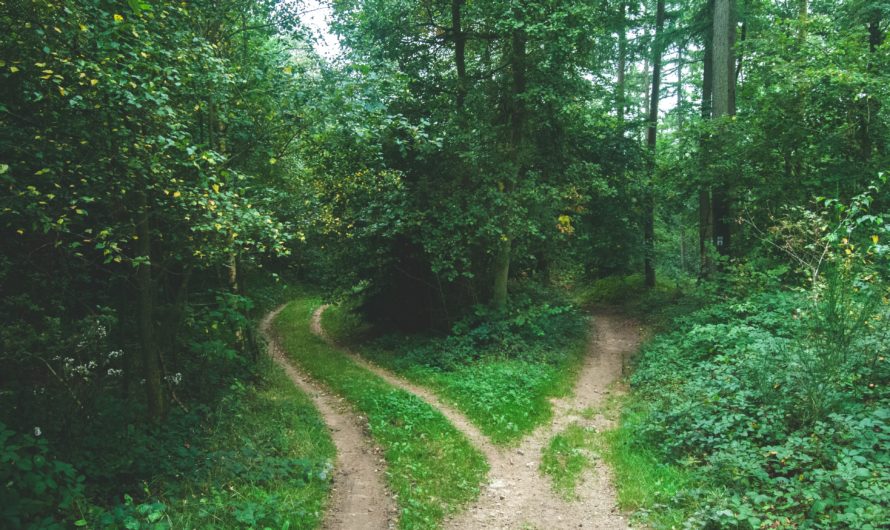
{"left": 629, "top": 280, "right": 889, "bottom": 528}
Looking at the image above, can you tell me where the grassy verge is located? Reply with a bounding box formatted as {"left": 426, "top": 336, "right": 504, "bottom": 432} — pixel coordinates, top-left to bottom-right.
{"left": 540, "top": 423, "right": 598, "bottom": 499}
{"left": 593, "top": 396, "right": 702, "bottom": 529}
{"left": 323, "top": 303, "right": 589, "bottom": 445}
{"left": 274, "top": 298, "right": 488, "bottom": 529}
{"left": 162, "top": 359, "right": 336, "bottom": 529}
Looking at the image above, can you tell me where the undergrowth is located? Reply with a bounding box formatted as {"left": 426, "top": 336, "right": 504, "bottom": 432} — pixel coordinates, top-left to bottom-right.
{"left": 608, "top": 274, "right": 889, "bottom": 529}
{"left": 1, "top": 277, "right": 334, "bottom": 529}
{"left": 274, "top": 298, "right": 488, "bottom": 529}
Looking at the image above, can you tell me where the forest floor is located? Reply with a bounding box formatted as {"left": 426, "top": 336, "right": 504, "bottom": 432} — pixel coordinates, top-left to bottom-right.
{"left": 305, "top": 304, "right": 642, "bottom": 529}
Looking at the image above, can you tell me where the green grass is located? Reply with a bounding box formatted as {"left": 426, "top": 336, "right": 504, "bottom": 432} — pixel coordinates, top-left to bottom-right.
{"left": 274, "top": 298, "right": 488, "bottom": 529}
{"left": 540, "top": 423, "right": 598, "bottom": 499}
{"left": 323, "top": 304, "right": 589, "bottom": 445}
{"left": 594, "top": 396, "right": 704, "bottom": 529}
{"left": 164, "top": 358, "right": 336, "bottom": 529}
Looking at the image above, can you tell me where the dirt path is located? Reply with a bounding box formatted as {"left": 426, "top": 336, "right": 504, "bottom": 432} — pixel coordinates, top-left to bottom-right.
{"left": 260, "top": 306, "right": 396, "bottom": 530}
{"left": 311, "top": 305, "right": 498, "bottom": 462}
{"left": 313, "top": 305, "right": 641, "bottom": 529}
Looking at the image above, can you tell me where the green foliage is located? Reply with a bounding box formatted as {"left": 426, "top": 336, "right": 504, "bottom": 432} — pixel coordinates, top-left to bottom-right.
{"left": 0, "top": 422, "right": 85, "bottom": 529}
{"left": 624, "top": 283, "right": 889, "bottom": 528}
{"left": 275, "top": 298, "right": 488, "bottom": 528}
{"left": 540, "top": 423, "right": 598, "bottom": 499}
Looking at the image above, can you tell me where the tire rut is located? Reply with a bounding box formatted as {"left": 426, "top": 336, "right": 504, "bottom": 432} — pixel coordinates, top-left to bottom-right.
{"left": 261, "top": 306, "right": 397, "bottom": 530}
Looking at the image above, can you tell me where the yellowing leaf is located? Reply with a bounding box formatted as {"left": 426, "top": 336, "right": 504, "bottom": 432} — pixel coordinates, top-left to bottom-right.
{"left": 873, "top": 235, "right": 880, "bottom": 244}
{"left": 9, "top": 66, "right": 19, "bottom": 73}
{"left": 269, "top": 157, "right": 277, "bottom": 165}
{"left": 58, "top": 86, "right": 66, "bottom": 96}
{"left": 90, "top": 79, "right": 98, "bottom": 86}
{"left": 16, "top": 229, "right": 24, "bottom": 235}
{"left": 283, "top": 66, "right": 292, "bottom": 74}
{"left": 172, "top": 191, "right": 181, "bottom": 198}
{"left": 113, "top": 14, "right": 124, "bottom": 22}
{"left": 79, "top": 24, "right": 88, "bottom": 31}
{"left": 212, "top": 183, "right": 220, "bottom": 193}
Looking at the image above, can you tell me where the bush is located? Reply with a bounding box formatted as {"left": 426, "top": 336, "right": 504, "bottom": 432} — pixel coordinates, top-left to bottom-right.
{"left": 0, "top": 422, "right": 85, "bottom": 529}
{"left": 629, "top": 280, "right": 889, "bottom": 528}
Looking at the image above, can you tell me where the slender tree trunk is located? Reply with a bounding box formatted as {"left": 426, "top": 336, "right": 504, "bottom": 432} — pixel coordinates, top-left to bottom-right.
{"left": 492, "top": 15, "right": 527, "bottom": 311}
{"left": 452, "top": 0, "right": 467, "bottom": 111}
{"left": 617, "top": 1, "right": 627, "bottom": 122}
{"left": 798, "top": 0, "right": 808, "bottom": 43}
{"left": 699, "top": 0, "right": 715, "bottom": 277}
{"left": 644, "top": 0, "right": 666, "bottom": 289}
{"left": 677, "top": 46, "right": 684, "bottom": 129}
{"left": 135, "top": 191, "right": 165, "bottom": 423}
{"left": 711, "top": 0, "right": 735, "bottom": 256}
{"left": 492, "top": 236, "right": 511, "bottom": 310}
{"left": 861, "top": 11, "right": 885, "bottom": 161}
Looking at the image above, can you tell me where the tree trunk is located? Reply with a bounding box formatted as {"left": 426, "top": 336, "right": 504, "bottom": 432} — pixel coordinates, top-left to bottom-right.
{"left": 798, "top": 0, "right": 808, "bottom": 44}
{"left": 644, "top": 0, "right": 666, "bottom": 289}
{"left": 135, "top": 191, "right": 165, "bottom": 423}
{"left": 492, "top": 236, "right": 511, "bottom": 311}
{"left": 861, "top": 11, "right": 885, "bottom": 161}
{"left": 452, "top": 0, "right": 467, "bottom": 111}
{"left": 711, "top": 0, "right": 735, "bottom": 256}
{"left": 617, "top": 1, "right": 627, "bottom": 122}
{"left": 677, "top": 46, "right": 684, "bottom": 129}
{"left": 699, "top": 0, "right": 715, "bottom": 277}
{"left": 492, "top": 14, "right": 527, "bottom": 311}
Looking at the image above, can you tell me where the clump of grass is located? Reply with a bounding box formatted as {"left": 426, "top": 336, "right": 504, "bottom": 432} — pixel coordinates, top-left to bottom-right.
{"left": 540, "top": 423, "right": 598, "bottom": 499}
{"left": 164, "top": 358, "right": 336, "bottom": 529}
{"left": 274, "top": 298, "right": 488, "bottom": 529}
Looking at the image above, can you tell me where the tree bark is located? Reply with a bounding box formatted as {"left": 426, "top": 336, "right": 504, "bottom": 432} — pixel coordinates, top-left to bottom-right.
{"left": 135, "top": 190, "right": 165, "bottom": 423}
{"left": 617, "top": 1, "right": 627, "bottom": 122}
{"left": 699, "top": 0, "right": 715, "bottom": 277}
{"left": 644, "top": 0, "right": 666, "bottom": 289}
{"left": 711, "top": 0, "right": 735, "bottom": 256}
{"left": 492, "top": 14, "right": 527, "bottom": 311}
{"left": 452, "top": 0, "right": 467, "bottom": 111}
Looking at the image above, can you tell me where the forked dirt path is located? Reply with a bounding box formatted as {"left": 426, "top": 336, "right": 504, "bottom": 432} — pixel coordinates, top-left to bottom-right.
{"left": 311, "top": 305, "right": 498, "bottom": 462}
{"left": 260, "top": 306, "right": 396, "bottom": 530}
{"left": 313, "top": 305, "right": 642, "bottom": 529}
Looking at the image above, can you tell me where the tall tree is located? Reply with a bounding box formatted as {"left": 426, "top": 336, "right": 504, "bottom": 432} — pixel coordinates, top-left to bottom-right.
{"left": 711, "top": 0, "right": 735, "bottom": 255}
{"left": 699, "top": 0, "right": 715, "bottom": 276}
{"left": 644, "top": 0, "right": 667, "bottom": 288}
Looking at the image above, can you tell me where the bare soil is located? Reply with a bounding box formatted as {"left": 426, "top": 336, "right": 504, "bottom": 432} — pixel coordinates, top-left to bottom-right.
{"left": 313, "top": 305, "right": 642, "bottom": 530}
{"left": 261, "top": 306, "right": 397, "bottom": 530}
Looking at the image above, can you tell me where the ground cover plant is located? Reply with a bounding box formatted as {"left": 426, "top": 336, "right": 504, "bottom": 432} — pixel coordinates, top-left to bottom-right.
{"left": 609, "top": 281, "right": 889, "bottom": 528}
{"left": 274, "top": 298, "right": 488, "bottom": 528}
{"left": 323, "top": 285, "right": 590, "bottom": 445}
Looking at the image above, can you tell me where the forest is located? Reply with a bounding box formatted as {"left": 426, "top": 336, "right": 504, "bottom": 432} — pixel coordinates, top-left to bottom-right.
{"left": 0, "top": 0, "right": 887, "bottom": 528}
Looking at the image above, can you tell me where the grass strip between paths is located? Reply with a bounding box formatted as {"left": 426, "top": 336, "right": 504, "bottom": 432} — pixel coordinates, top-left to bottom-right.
{"left": 274, "top": 298, "right": 488, "bottom": 529}
{"left": 322, "top": 305, "right": 590, "bottom": 445}
{"left": 540, "top": 423, "right": 598, "bottom": 500}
